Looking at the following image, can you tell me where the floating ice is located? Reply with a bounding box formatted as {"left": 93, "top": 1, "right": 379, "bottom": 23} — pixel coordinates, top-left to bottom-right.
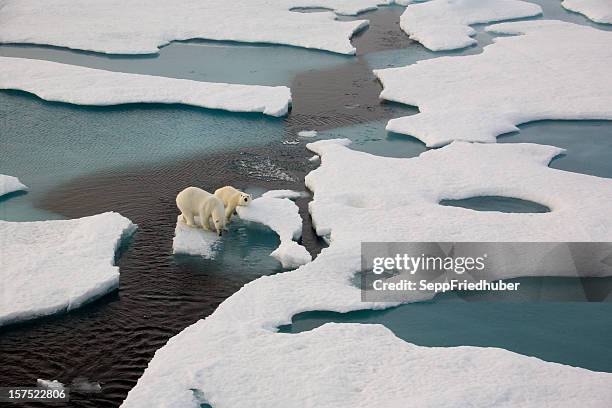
{"left": 309, "top": 155, "right": 321, "bottom": 162}
{"left": 0, "top": 174, "right": 27, "bottom": 197}
{"left": 0, "top": 212, "right": 136, "bottom": 326}
{"left": 399, "top": 0, "right": 542, "bottom": 51}
{"left": 0, "top": 0, "right": 388, "bottom": 55}
{"left": 36, "top": 379, "right": 64, "bottom": 390}
{"left": 562, "top": 0, "right": 612, "bottom": 24}
{"left": 172, "top": 216, "right": 222, "bottom": 259}
{"left": 237, "top": 191, "right": 311, "bottom": 269}
{"left": 123, "top": 141, "right": 612, "bottom": 408}
{"left": 375, "top": 20, "right": 612, "bottom": 146}
{"left": 0, "top": 57, "right": 292, "bottom": 116}
{"left": 298, "top": 130, "right": 319, "bottom": 138}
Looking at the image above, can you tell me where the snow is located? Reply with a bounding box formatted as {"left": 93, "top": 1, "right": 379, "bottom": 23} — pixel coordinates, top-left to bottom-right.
{"left": 298, "top": 130, "right": 319, "bottom": 138}
{"left": 123, "top": 140, "right": 612, "bottom": 408}
{"left": 0, "top": 0, "right": 389, "bottom": 55}
{"left": 0, "top": 56, "right": 292, "bottom": 117}
{"left": 374, "top": 20, "right": 612, "bottom": 146}
{"left": 399, "top": 0, "right": 542, "bottom": 51}
{"left": 37, "top": 379, "right": 65, "bottom": 390}
{"left": 0, "top": 212, "right": 136, "bottom": 327}
{"left": 562, "top": 0, "right": 612, "bottom": 24}
{"left": 0, "top": 174, "right": 27, "bottom": 197}
{"left": 237, "top": 191, "right": 311, "bottom": 268}
{"left": 172, "top": 216, "right": 222, "bottom": 259}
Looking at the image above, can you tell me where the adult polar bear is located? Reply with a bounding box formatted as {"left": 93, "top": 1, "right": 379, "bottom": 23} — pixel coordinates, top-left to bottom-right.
{"left": 176, "top": 187, "right": 225, "bottom": 236}
{"left": 214, "top": 186, "right": 252, "bottom": 223}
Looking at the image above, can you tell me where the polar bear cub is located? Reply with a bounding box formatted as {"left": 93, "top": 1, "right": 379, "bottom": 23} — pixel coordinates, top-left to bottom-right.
{"left": 176, "top": 186, "right": 225, "bottom": 236}
{"left": 214, "top": 186, "right": 252, "bottom": 223}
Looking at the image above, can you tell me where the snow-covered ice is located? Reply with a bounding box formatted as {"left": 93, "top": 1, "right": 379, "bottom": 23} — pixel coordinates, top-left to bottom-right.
{"left": 374, "top": 20, "right": 612, "bottom": 146}
{"left": 298, "top": 130, "right": 318, "bottom": 138}
{"left": 399, "top": 0, "right": 542, "bottom": 51}
{"left": 0, "top": 0, "right": 388, "bottom": 55}
{"left": 172, "top": 216, "right": 222, "bottom": 259}
{"left": 0, "top": 174, "right": 27, "bottom": 197}
{"left": 237, "top": 191, "right": 311, "bottom": 268}
{"left": 0, "top": 56, "right": 292, "bottom": 117}
{"left": 123, "top": 141, "right": 612, "bottom": 408}
{"left": 562, "top": 0, "right": 612, "bottom": 24}
{"left": 0, "top": 212, "right": 136, "bottom": 326}
{"left": 37, "top": 379, "right": 65, "bottom": 390}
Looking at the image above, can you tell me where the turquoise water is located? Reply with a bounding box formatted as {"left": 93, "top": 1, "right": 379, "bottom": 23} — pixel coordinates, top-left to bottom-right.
{"left": 279, "top": 281, "right": 612, "bottom": 372}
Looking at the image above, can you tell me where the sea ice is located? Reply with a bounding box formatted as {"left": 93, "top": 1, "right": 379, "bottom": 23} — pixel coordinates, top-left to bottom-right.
{"left": 0, "top": 174, "right": 27, "bottom": 197}
{"left": 399, "top": 0, "right": 542, "bottom": 51}
{"left": 36, "top": 379, "right": 65, "bottom": 390}
{"left": 562, "top": 0, "right": 612, "bottom": 24}
{"left": 0, "top": 57, "right": 292, "bottom": 116}
{"left": 122, "top": 140, "right": 612, "bottom": 407}
{"left": 0, "top": 0, "right": 388, "bottom": 55}
{"left": 0, "top": 212, "right": 136, "bottom": 326}
{"left": 374, "top": 20, "right": 612, "bottom": 146}
{"left": 298, "top": 130, "right": 319, "bottom": 138}
{"left": 237, "top": 191, "right": 311, "bottom": 268}
{"left": 172, "top": 216, "right": 222, "bottom": 259}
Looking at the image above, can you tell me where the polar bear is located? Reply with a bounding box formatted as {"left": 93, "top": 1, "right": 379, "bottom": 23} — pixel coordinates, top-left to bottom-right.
{"left": 176, "top": 186, "right": 225, "bottom": 236}
{"left": 214, "top": 186, "right": 252, "bottom": 223}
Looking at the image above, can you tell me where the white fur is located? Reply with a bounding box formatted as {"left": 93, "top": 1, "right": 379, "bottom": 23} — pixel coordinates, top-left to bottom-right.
{"left": 176, "top": 187, "right": 225, "bottom": 236}
{"left": 214, "top": 186, "right": 252, "bottom": 224}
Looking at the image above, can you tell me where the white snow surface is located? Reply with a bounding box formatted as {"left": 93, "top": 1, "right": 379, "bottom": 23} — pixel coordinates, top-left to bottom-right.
{"left": 298, "top": 130, "right": 319, "bottom": 138}
{"left": 562, "top": 0, "right": 612, "bottom": 24}
{"left": 375, "top": 20, "right": 612, "bottom": 146}
{"left": 399, "top": 0, "right": 542, "bottom": 51}
{"left": 172, "top": 216, "right": 221, "bottom": 259}
{"left": 37, "top": 379, "right": 65, "bottom": 390}
{"left": 0, "top": 56, "right": 291, "bottom": 116}
{"left": 0, "top": 212, "right": 136, "bottom": 326}
{"left": 237, "top": 191, "right": 311, "bottom": 268}
{"left": 0, "top": 174, "right": 27, "bottom": 197}
{"left": 123, "top": 140, "right": 612, "bottom": 408}
{"left": 0, "top": 0, "right": 390, "bottom": 55}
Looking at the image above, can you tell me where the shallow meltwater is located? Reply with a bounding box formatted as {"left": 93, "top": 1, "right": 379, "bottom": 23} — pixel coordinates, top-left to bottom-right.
{"left": 439, "top": 196, "right": 551, "bottom": 213}
{"left": 279, "top": 278, "right": 612, "bottom": 373}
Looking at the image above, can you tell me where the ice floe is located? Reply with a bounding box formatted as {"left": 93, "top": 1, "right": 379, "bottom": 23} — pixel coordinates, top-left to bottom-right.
{"left": 298, "top": 130, "right": 319, "bottom": 138}
{"left": 0, "top": 212, "right": 136, "bottom": 326}
{"left": 37, "top": 379, "right": 65, "bottom": 390}
{"left": 399, "top": 0, "right": 542, "bottom": 51}
{"left": 172, "top": 216, "right": 222, "bottom": 259}
{"left": 123, "top": 140, "right": 612, "bottom": 407}
{"left": 0, "top": 56, "right": 292, "bottom": 116}
{"left": 562, "top": 0, "right": 612, "bottom": 24}
{"left": 0, "top": 0, "right": 388, "bottom": 55}
{"left": 375, "top": 20, "right": 612, "bottom": 146}
{"left": 0, "top": 174, "right": 27, "bottom": 197}
{"left": 237, "top": 191, "right": 311, "bottom": 269}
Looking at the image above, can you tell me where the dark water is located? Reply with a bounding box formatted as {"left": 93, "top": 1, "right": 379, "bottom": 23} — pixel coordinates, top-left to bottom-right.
{"left": 0, "top": 7, "right": 415, "bottom": 408}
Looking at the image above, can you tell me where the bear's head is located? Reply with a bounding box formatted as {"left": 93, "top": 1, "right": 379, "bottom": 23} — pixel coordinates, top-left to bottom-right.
{"left": 239, "top": 192, "right": 252, "bottom": 206}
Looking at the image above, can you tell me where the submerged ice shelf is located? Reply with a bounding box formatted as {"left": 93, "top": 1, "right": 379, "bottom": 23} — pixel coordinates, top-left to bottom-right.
{"left": 0, "top": 212, "right": 136, "bottom": 326}
{"left": 0, "top": 0, "right": 389, "bottom": 55}
{"left": 0, "top": 56, "right": 291, "bottom": 116}
{"left": 237, "top": 190, "right": 311, "bottom": 269}
{"left": 0, "top": 174, "right": 27, "bottom": 197}
{"left": 399, "top": 0, "right": 542, "bottom": 51}
{"left": 122, "top": 140, "right": 612, "bottom": 407}
{"left": 374, "top": 20, "right": 612, "bottom": 146}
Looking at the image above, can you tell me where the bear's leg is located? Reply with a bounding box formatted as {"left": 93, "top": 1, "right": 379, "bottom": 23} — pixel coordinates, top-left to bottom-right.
{"left": 199, "top": 207, "right": 212, "bottom": 231}
{"left": 183, "top": 213, "right": 196, "bottom": 227}
{"left": 225, "top": 202, "right": 236, "bottom": 223}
